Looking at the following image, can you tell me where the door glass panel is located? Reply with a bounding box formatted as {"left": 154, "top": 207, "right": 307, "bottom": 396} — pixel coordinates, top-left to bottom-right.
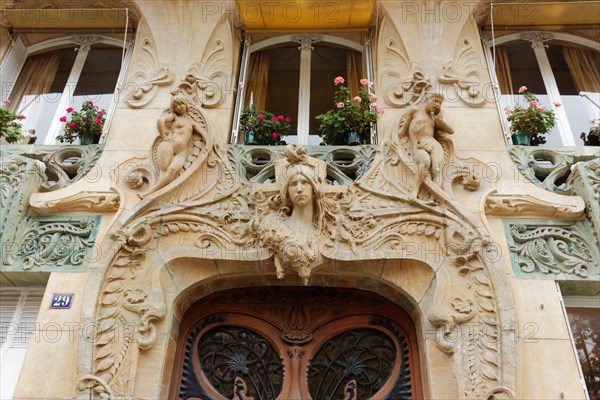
{"left": 197, "top": 326, "right": 283, "bottom": 400}
{"left": 308, "top": 328, "right": 398, "bottom": 399}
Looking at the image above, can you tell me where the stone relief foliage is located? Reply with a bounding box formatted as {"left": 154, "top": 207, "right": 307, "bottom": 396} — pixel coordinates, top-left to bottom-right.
{"left": 378, "top": 15, "right": 487, "bottom": 108}
{"left": 30, "top": 190, "right": 120, "bottom": 214}
{"left": 438, "top": 22, "right": 487, "bottom": 107}
{"left": 508, "top": 223, "right": 599, "bottom": 278}
{"left": 124, "top": 37, "right": 173, "bottom": 109}
{"left": 379, "top": 19, "right": 430, "bottom": 108}
{"left": 4, "top": 217, "right": 99, "bottom": 270}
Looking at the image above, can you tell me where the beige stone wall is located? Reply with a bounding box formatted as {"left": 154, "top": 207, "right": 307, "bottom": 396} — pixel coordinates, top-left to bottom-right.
{"left": 10, "top": 1, "right": 591, "bottom": 399}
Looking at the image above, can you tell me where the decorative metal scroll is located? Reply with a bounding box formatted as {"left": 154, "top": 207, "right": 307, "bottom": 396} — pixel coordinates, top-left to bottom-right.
{"left": 197, "top": 326, "right": 283, "bottom": 400}
{"left": 307, "top": 328, "right": 398, "bottom": 400}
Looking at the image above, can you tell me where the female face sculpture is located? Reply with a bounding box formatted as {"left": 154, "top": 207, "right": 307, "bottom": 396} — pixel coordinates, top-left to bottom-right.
{"left": 287, "top": 174, "right": 314, "bottom": 208}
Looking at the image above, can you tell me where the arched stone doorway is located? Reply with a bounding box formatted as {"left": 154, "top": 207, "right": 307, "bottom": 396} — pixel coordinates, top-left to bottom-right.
{"left": 169, "top": 286, "right": 422, "bottom": 399}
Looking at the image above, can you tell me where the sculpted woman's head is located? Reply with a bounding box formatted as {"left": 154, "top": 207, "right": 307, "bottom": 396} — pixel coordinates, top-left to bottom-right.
{"left": 280, "top": 165, "right": 323, "bottom": 229}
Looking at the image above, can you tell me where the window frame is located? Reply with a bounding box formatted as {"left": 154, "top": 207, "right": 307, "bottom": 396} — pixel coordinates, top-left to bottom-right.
{"left": 0, "top": 34, "right": 133, "bottom": 145}
{"left": 231, "top": 32, "right": 376, "bottom": 145}
{"left": 484, "top": 31, "right": 599, "bottom": 146}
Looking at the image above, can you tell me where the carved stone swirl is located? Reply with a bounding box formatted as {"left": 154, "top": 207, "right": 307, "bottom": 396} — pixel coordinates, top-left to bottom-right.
{"left": 438, "top": 36, "right": 486, "bottom": 107}
{"left": 520, "top": 31, "right": 554, "bottom": 49}
{"left": 508, "top": 224, "right": 599, "bottom": 277}
{"left": 379, "top": 19, "right": 430, "bottom": 108}
{"left": 8, "top": 217, "right": 98, "bottom": 270}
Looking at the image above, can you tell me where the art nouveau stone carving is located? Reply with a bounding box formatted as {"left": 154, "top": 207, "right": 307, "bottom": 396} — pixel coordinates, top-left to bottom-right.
{"left": 378, "top": 19, "right": 430, "bottom": 108}
{"left": 123, "top": 19, "right": 172, "bottom": 109}
{"left": 254, "top": 145, "right": 354, "bottom": 284}
{"left": 438, "top": 29, "right": 487, "bottom": 107}
{"left": 508, "top": 223, "right": 599, "bottom": 278}
{"left": 484, "top": 190, "right": 585, "bottom": 219}
{"left": 125, "top": 91, "right": 211, "bottom": 195}
{"left": 30, "top": 190, "right": 120, "bottom": 213}
{"left": 385, "top": 92, "right": 480, "bottom": 203}
{"left": 5, "top": 217, "right": 99, "bottom": 270}
{"left": 80, "top": 138, "right": 514, "bottom": 399}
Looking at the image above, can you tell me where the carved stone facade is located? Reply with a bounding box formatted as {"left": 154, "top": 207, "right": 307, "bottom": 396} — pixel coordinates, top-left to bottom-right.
{"left": 1, "top": 2, "right": 597, "bottom": 400}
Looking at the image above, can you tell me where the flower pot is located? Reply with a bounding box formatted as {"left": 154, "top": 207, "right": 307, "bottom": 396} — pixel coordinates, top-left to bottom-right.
{"left": 245, "top": 131, "right": 258, "bottom": 145}
{"left": 79, "top": 133, "right": 99, "bottom": 145}
{"left": 344, "top": 130, "right": 361, "bottom": 146}
{"left": 511, "top": 131, "right": 530, "bottom": 145}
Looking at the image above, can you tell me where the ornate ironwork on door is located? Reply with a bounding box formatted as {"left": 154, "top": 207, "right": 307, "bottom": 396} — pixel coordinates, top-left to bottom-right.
{"left": 171, "top": 287, "right": 421, "bottom": 399}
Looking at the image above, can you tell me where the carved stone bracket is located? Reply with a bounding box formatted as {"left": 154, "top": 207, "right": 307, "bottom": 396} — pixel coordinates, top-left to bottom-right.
{"left": 30, "top": 190, "right": 120, "bottom": 213}
{"left": 484, "top": 190, "right": 584, "bottom": 219}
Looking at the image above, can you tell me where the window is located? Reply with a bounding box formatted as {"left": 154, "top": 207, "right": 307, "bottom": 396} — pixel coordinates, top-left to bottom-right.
{"left": 233, "top": 33, "right": 374, "bottom": 145}
{"left": 487, "top": 32, "right": 600, "bottom": 146}
{"left": 564, "top": 296, "right": 600, "bottom": 399}
{"left": 0, "top": 287, "right": 44, "bottom": 399}
{"left": 1, "top": 35, "right": 130, "bottom": 145}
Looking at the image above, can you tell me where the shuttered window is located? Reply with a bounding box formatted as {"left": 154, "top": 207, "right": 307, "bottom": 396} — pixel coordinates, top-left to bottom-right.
{"left": 0, "top": 287, "right": 44, "bottom": 399}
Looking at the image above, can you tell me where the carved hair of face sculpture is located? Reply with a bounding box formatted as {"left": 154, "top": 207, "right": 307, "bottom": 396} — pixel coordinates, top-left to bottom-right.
{"left": 280, "top": 167, "right": 323, "bottom": 231}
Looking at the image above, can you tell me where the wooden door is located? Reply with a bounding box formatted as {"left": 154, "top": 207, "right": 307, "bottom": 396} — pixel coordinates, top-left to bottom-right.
{"left": 170, "top": 287, "right": 422, "bottom": 400}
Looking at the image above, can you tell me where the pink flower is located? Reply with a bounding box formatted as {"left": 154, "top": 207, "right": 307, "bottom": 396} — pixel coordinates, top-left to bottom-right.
{"left": 259, "top": 111, "right": 264, "bottom": 115}
{"left": 258, "top": 116, "right": 265, "bottom": 121}
{"left": 94, "top": 118, "right": 102, "bottom": 124}
{"left": 66, "top": 107, "right": 74, "bottom": 113}
{"left": 278, "top": 115, "right": 284, "bottom": 121}
{"left": 529, "top": 100, "right": 537, "bottom": 107}
{"left": 376, "top": 106, "right": 385, "bottom": 115}
{"left": 553, "top": 101, "right": 561, "bottom": 107}
{"left": 537, "top": 105, "right": 545, "bottom": 111}
{"left": 285, "top": 116, "right": 291, "bottom": 123}
{"left": 334, "top": 76, "right": 345, "bottom": 86}
{"left": 60, "top": 116, "right": 67, "bottom": 122}
{"left": 87, "top": 100, "right": 94, "bottom": 105}
{"left": 69, "top": 122, "right": 77, "bottom": 129}
{"left": 3, "top": 99, "right": 11, "bottom": 106}
{"left": 352, "top": 96, "right": 361, "bottom": 103}
{"left": 271, "top": 116, "right": 278, "bottom": 121}
{"left": 520, "top": 107, "right": 527, "bottom": 111}
{"left": 360, "top": 78, "right": 369, "bottom": 86}
{"left": 518, "top": 86, "right": 527, "bottom": 94}
{"left": 337, "top": 102, "right": 345, "bottom": 108}
{"left": 272, "top": 132, "right": 277, "bottom": 139}
{"left": 368, "top": 92, "right": 377, "bottom": 100}
{"left": 504, "top": 108, "right": 513, "bottom": 115}
{"left": 98, "top": 111, "right": 104, "bottom": 116}
{"left": 19, "top": 114, "right": 26, "bottom": 119}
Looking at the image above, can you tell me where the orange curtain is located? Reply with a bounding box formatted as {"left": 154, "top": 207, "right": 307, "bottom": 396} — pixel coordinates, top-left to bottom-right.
{"left": 346, "top": 50, "right": 363, "bottom": 97}
{"left": 9, "top": 51, "right": 61, "bottom": 113}
{"left": 244, "top": 51, "right": 270, "bottom": 111}
{"left": 494, "top": 46, "right": 513, "bottom": 94}
{"left": 563, "top": 46, "right": 600, "bottom": 93}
